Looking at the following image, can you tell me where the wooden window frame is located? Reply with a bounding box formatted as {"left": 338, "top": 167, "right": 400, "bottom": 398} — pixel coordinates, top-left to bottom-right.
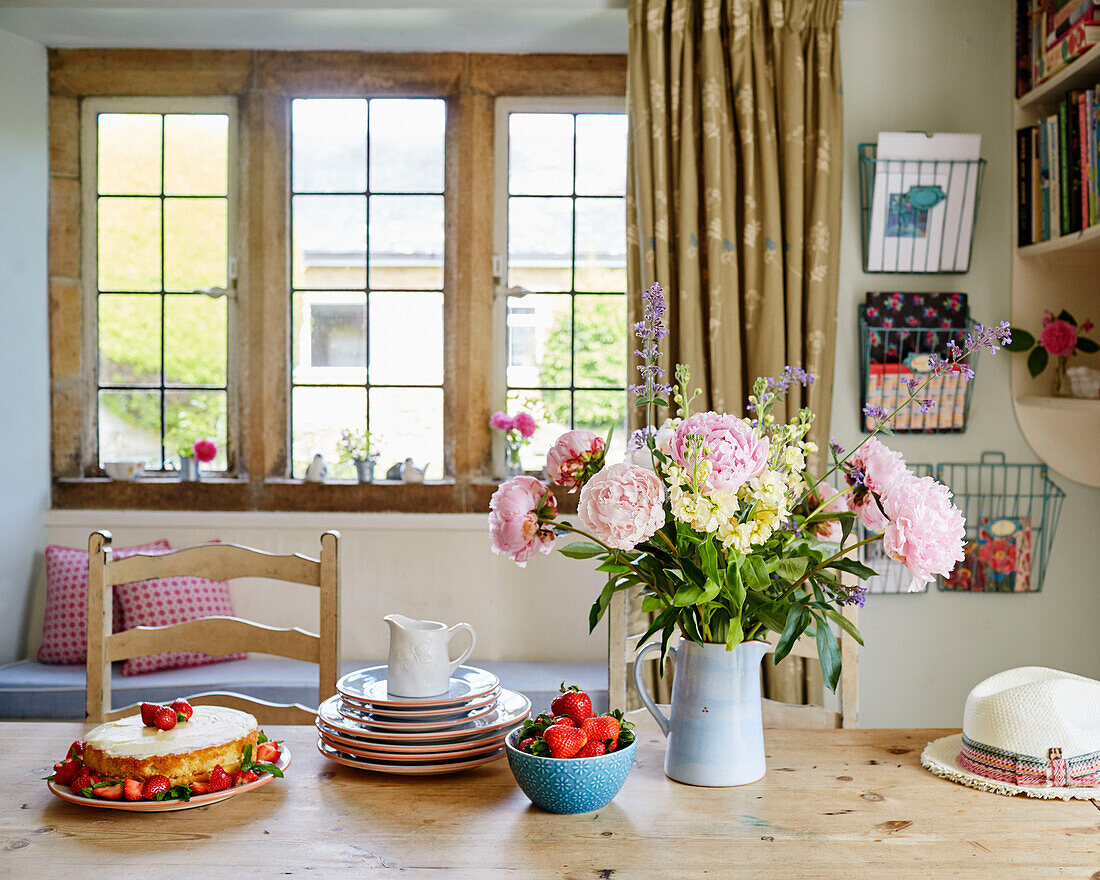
{"left": 48, "top": 50, "right": 626, "bottom": 512}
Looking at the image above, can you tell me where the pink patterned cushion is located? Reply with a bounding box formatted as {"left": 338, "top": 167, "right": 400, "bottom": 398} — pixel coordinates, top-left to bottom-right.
{"left": 116, "top": 568, "right": 246, "bottom": 676}
{"left": 37, "top": 540, "right": 172, "bottom": 665}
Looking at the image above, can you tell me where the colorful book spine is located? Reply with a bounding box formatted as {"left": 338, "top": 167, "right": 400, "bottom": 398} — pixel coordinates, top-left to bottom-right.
{"left": 1048, "top": 115, "right": 1061, "bottom": 238}
{"left": 1032, "top": 126, "right": 1042, "bottom": 241}
{"left": 1080, "top": 93, "right": 1091, "bottom": 226}
{"left": 1018, "top": 127, "right": 1033, "bottom": 245}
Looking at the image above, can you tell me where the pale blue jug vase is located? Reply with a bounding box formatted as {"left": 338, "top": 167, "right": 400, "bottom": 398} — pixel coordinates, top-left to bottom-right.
{"left": 634, "top": 638, "right": 770, "bottom": 787}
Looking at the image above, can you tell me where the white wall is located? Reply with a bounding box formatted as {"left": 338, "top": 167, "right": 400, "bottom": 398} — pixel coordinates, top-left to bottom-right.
{"left": 0, "top": 28, "right": 50, "bottom": 663}
{"left": 835, "top": 0, "right": 1100, "bottom": 726}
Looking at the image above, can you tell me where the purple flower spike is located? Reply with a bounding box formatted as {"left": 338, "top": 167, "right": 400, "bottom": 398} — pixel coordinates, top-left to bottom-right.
{"left": 918, "top": 399, "right": 936, "bottom": 414}
{"left": 862, "top": 403, "right": 890, "bottom": 423}
{"left": 632, "top": 283, "right": 672, "bottom": 401}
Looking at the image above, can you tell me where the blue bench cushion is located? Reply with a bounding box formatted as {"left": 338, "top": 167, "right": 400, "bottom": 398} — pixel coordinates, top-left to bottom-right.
{"left": 0, "top": 658, "right": 607, "bottom": 720}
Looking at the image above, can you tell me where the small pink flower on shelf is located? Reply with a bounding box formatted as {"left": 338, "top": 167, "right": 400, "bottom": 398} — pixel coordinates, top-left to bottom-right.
{"left": 670, "top": 412, "right": 768, "bottom": 493}
{"left": 1039, "top": 319, "right": 1078, "bottom": 358}
{"left": 578, "top": 463, "right": 666, "bottom": 551}
{"left": 488, "top": 476, "right": 558, "bottom": 567}
{"left": 845, "top": 437, "right": 907, "bottom": 532}
{"left": 881, "top": 473, "right": 965, "bottom": 586}
{"left": 546, "top": 430, "right": 606, "bottom": 491}
{"left": 511, "top": 412, "right": 537, "bottom": 439}
{"left": 489, "top": 411, "right": 515, "bottom": 432}
{"left": 192, "top": 438, "right": 218, "bottom": 463}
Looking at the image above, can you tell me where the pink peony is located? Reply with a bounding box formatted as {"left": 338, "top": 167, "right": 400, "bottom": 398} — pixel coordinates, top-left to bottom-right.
{"left": 846, "top": 437, "right": 908, "bottom": 532}
{"left": 809, "top": 482, "right": 848, "bottom": 542}
{"left": 1039, "top": 319, "right": 1078, "bottom": 357}
{"left": 488, "top": 476, "right": 558, "bottom": 566}
{"left": 511, "top": 411, "right": 536, "bottom": 439}
{"left": 578, "top": 464, "right": 666, "bottom": 551}
{"left": 546, "top": 430, "right": 606, "bottom": 491}
{"left": 881, "top": 473, "right": 965, "bottom": 586}
{"left": 489, "top": 411, "right": 515, "bottom": 432}
{"left": 192, "top": 438, "right": 218, "bottom": 463}
{"left": 670, "top": 412, "right": 768, "bottom": 493}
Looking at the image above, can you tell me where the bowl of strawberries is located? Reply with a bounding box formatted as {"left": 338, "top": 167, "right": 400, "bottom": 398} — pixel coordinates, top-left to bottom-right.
{"left": 505, "top": 684, "right": 636, "bottom": 814}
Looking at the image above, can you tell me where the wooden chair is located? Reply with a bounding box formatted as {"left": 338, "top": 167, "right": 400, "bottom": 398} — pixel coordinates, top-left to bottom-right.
{"left": 86, "top": 530, "right": 340, "bottom": 725}
{"left": 608, "top": 591, "right": 859, "bottom": 728}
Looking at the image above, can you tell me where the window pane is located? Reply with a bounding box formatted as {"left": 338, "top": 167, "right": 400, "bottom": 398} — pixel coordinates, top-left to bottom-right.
{"left": 166, "top": 389, "right": 227, "bottom": 471}
{"left": 98, "top": 294, "right": 161, "bottom": 386}
{"left": 164, "top": 197, "right": 227, "bottom": 292}
{"left": 292, "top": 194, "right": 366, "bottom": 290}
{"left": 98, "top": 114, "right": 161, "bottom": 196}
{"left": 369, "top": 99, "right": 445, "bottom": 194}
{"left": 99, "top": 389, "right": 162, "bottom": 469}
{"left": 507, "top": 389, "right": 569, "bottom": 473}
{"left": 369, "top": 195, "right": 443, "bottom": 290}
{"left": 292, "top": 291, "right": 367, "bottom": 385}
{"left": 164, "top": 294, "right": 227, "bottom": 387}
{"left": 574, "top": 197, "right": 626, "bottom": 291}
{"left": 164, "top": 114, "right": 228, "bottom": 196}
{"left": 575, "top": 114, "right": 627, "bottom": 196}
{"left": 508, "top": 114, "right": 574, "bottom": 195}
{"left": 369, "top": 291, "right": 443, "bottom": 385}
{"left": 508, "top": 197, "right": 572, "bottom": 292}
{"left": 574, "top": 389, "right": 627, "bottom": 462}
{"left": 369, "top": 387, "right": 443, "bottom": 481}
{"left": 573, "top": 295, "right": 626, "bottom": 389}
{"left": 292, "top": 386, "right": 366, "bottom": 479}
{"left": 506, "top": 293, "right": 571, "bottom": 389}
{"left": 98, "top": 197, "right": 161, "bottom": 291}
{"left": 292, "top": 99, "right": 368, "bottom": 194}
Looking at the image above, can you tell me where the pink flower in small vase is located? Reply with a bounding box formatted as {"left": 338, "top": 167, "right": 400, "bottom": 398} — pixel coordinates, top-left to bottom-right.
{"left": 192, "top": 438, "right": 218, "bottom": 463}
{"left": 1039, "top": 319, "right": 1078, "bottom": 357}
{"left": 511, "top": 412, "right": 536, "bottom": 439}
{"left": 881, "top": 473, "right": 965, "bottom": 586}
{"left": 546, "top": 430, "right": 607, "bottom": 491}
{"left": 670, "top": 412, "right": 769, "bottom": 493}
{"left": 489, "top": 411, "right": 515, "bottom": 432}
{"left": 578, "top": 464, "right": 666, "bottom": 551}
{"left": 846, "top": 437, "right": 907, "bottom": 532}
{"left": 488, "top": 476, "right": 558, "bottom": 566}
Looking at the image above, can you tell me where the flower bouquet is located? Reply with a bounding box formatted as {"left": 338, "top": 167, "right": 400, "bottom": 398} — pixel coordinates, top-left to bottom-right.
{"left": 176, "top": 437, "right": 217, "bottom": 482}
{"left": 1005, "top": 309, "right": 1097, "bottom": 397}
{"left": 490, "top": 410, "right": 537, "bottom": 477}
{"left": 338, "top": 428, "right": 380, "bottom": 483}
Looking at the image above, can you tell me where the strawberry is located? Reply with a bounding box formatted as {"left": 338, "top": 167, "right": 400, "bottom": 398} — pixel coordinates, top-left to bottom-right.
{"left": 552, "top": 716, "right": 576, "bottom": 727}
{"left": 67, "top": 740, "right": 84, "bottom": 760}
{"left": 255, "top": 742, "right": 280, "bottom": 764}
{"left": 550, "top": 684, "right": 594, "bottom": 726}
{"left": 153, "top": 706, "right": 177, "bottom": 731}
{"left": 123, "top": 779, "right": 143, "bottom": 801}
{"left": 52, "top": 758, "right": 82, "bottom": 786}
{"left": 543, "top": 723, "right": 587, "bottom": 759}
{"left": 170, "top": 698, "right": 193, "bottom": 721}
{"left": 582, "top": 714, "right": 620, "bottom": 747}
{"left": 207, "top": 765, "right": 232, "bottom": 793}
{"left": 518, "top": 737, "right": 537, "bottom": 751}
{"left": 142, "top": 775, "right": 171, "bottom": 800}
{"left": 189, "top": 781, "right": 208, "bottom": 796}
{"left": 233, "top": 769, "right": 259, "bottom": 787}
{"left": 140, "top": 702, "right": 162, "bottom": 727}
{"left": 95, "top": 783, "right": 123, "bottom": 800}
{"left": 574, "top": 740, "right": 606, "bottom": 758}
{"left": 70, "top": 767, "right": 93, "bottom": 794}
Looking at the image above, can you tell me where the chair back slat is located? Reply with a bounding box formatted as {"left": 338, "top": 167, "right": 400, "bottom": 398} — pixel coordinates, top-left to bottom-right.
{"left": 104, "top": 692, "right": 317, "bottom": 725}
{"left": 105, "top": 617, "right": 320, "bottom": 664}
{"left": 106, "top": 543, "right": 322, "bottom": 588}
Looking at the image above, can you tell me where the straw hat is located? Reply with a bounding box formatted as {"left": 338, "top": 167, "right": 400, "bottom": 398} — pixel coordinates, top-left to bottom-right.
{"left": 921, "top": 666, "right": 1100, "bottom": 799}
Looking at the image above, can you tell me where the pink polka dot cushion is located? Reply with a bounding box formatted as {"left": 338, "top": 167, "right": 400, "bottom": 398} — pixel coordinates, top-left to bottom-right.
{"left": 116, "top": 570, "right": 246, "bottom": 676}
{"left": 37, "top": 540, "right": 172, "bottom": 665}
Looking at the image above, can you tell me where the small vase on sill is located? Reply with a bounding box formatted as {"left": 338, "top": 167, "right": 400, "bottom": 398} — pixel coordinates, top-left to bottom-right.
{"left": 178, "top": 456, "right": 200, "bottom": 482}
{"left": 505, "top": 440, "right": 524, "bottom": 478}
{"left": 354, "top": 457, "right": 376, "bottom": 483}
{"left": 1052, "top": 356, "right": 1073, "bottom": 397}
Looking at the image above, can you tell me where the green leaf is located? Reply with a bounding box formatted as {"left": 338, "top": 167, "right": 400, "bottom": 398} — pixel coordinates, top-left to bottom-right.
{"left": 595, "top": 559, "right": 632, "bottom": 574}
{"left": 725, "top": 616, "right": 744, "bottom": 650}
{"left": 1003, "top": 328, "right": 1035, "bottom": 352}
{"left": 825, "top": 557, "right": 879, "bottom": 580}
{"left": 816, "top": 617, "right": 842, "bottom": 692}
{"left": 588, "top": 576, "right": 629, "bottom": 632}
{"left": 242, "top": 744, "right": 253, "bottom": 765}
{"left": 727, "top": 565, "right": 747, "bottom": 609}
{"left": 840, "top": 511, "right": 856, "bottom": 543}
{"left": 681, "top": 608, "right": 704, "bottom": 642}
{"left": 558, "top": 541, "right": 606, "bottom": 559}
{"left": 641, "top": 595, "right": 666, "bottom": 613}
{"left": 251, "top": 762, "right": 283, "bottom": 778}
{"left": 742, "top": 556, "right": 770, "bottom": 590}
{"left": 257, "top": 731, "right": 269, "bottom": 745}
{"left": 773, "top": 606, "right": 808, "bottom": 665}
{"left": 771, "top": 556, "right": 808, "bottom": 581}
{"left": 635, "top": 606, "right": 678, "bottom": 649}
{"left": 1078, "top": 336, "right": 1099, "bottom": 354}
{"left": 1028, "top": 346, "right": 1049, "bottom": 377}
{"left": 825, "top": 607, "right": 865, "bottom": 646}
{"left": 1057, "top": 309, "right": 1076, "bottom": 325}
{"left": 699, "top": 539, "right": 720, "bottom": 583}
{"left": 671, "top": 577, "right": 720, "bottom": 607}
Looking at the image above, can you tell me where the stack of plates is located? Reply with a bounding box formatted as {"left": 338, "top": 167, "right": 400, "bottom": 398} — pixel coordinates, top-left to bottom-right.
{"left": 316, "top": 665, "right": 531, "bottom": 775}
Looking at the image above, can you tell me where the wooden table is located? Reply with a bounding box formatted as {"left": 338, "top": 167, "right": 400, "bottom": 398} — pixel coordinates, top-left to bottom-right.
{"left": 1, "top": 716, "right": 1097, "bottom": 878}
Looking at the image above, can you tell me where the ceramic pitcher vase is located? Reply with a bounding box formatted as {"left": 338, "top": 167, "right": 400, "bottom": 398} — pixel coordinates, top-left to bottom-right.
{"left": 634, "top": 638, "right": 770, "bottom": 787}
{"left": 384, "top": 614, "right": 476, "bottom": 697}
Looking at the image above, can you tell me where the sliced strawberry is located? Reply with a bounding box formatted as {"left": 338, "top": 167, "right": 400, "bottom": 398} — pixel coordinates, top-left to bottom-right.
{"left": 123, "top": 779, "right": 143, "bottom": 801}
{"left": 95, "top": 783, "right": 123, "bottom": 800}
{"left": 543, "top": 723, "right": 588, "bottom": 759}
{"left": 232, "top": 769, "right": 259, "bottom": 787}
{"left": 153, "top": 706, "right": 177, "bottom": 731}
{"left": 550, "top": 684, "right": 594, "bottom": 726}
{"left": 574, "top": 740, "right": 606, "bottom": 758}
{"left": 207, "top": 765, "right": 232, "bottom": 793}
{"left": 189, "top": 781, "right": 209, "bottom": 795}
{"left": 170, "top": 698, "right": 194, "bottom": 721}
{"left": 140, "top": 702, "right": 162, "bottom": 727}
{"left": 141, "top": 774, "right": 171, "bottom": 800}
{"left": 52, "top": 758, "right": 82, "bottom": 786}
{"left": 255, "top": 742, "right": 280, "bottom": 764}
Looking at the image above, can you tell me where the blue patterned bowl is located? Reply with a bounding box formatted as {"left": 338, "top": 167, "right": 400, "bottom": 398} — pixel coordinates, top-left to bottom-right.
{"left": 505, "top": 728, "right": 637, "bottom": 814}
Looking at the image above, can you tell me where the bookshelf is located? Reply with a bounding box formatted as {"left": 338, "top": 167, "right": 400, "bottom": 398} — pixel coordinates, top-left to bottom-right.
{"left": 1012, "top": 24, "right": 1100, "bottom": 487}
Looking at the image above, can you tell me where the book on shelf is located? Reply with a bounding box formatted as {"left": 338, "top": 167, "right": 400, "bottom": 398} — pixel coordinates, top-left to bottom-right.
{"left": 1018, "top": 0, "right": 1100, "bottom": 93}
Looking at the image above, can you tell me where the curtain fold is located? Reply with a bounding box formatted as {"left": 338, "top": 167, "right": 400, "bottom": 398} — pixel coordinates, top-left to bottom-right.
{"left": 625, "top": 0, "right": 843, "bottom": 706}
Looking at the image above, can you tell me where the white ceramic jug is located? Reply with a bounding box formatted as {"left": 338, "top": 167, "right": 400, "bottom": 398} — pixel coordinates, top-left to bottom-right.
{"left": 384, "top": 614, "right": 476, "bottom": 697}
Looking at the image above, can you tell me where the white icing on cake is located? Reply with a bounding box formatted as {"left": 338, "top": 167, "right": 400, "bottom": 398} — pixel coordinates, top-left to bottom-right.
{"left": 84, "top": 706, "right": 256, "bottom": 759}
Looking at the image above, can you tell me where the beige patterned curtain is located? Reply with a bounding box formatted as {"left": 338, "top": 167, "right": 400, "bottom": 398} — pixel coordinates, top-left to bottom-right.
{"left": 625, "top": 0, "right": 843, "bottom": 705}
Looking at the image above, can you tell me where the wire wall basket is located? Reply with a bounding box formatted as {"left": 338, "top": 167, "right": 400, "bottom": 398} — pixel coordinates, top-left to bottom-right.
{"left": 860, "top": 463, "right": 934, "bottom": 595}
{"left": 858, "top": 144, "right": 986, "bottom": 274}
{"left": 936, "top": 452, "right": 1064, "bottom": 594}
{"left": 859, "top": 305, "right": 978, "bottom": 434}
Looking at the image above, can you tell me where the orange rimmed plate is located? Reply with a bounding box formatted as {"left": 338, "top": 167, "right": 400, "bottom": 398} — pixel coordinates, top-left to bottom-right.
{"left": 317, "top": 738, "right": 505, "bottom": 775}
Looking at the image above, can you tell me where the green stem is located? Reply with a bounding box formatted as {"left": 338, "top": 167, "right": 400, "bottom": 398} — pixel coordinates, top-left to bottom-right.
{"left": 554, "top": 521, "right": 651, "bottom": 585}
{"left": 775, "top": 532, "right": 884, "bottom": 603}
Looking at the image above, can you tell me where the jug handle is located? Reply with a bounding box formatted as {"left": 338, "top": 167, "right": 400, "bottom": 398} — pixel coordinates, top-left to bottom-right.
{"left": 633, "top": 641, "right": 671, "bottom": 737}
{"left": 446, "top": 623, "right": 476, "bottom": 672}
